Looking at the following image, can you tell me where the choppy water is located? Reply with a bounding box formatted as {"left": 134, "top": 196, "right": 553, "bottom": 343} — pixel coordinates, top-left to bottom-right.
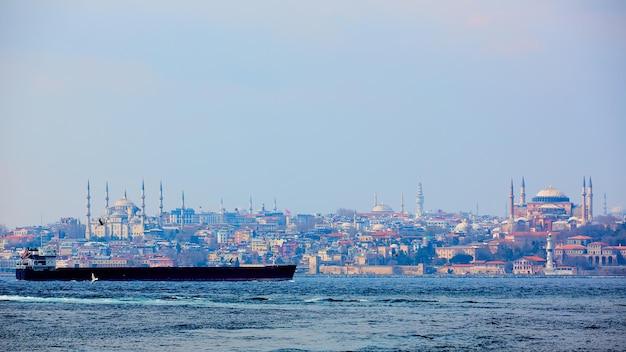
{"left": 1, "top": 275, "right": 625, "bottom": 351}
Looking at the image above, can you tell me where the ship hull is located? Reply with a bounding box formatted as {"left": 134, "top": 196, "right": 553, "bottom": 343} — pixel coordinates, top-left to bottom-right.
{"left": 16, "top": 265, "right": 296, "bottom": 281}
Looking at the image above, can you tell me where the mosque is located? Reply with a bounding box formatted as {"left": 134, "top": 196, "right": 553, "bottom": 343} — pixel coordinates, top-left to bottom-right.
{"left": 85, "top": 180, "right": 163, "bottom": 240}
{"left": 368, "top": 182, "right": 425, "bottom": 217}
{"left": 505, "top": 177, "right": 593, "bottom": 233}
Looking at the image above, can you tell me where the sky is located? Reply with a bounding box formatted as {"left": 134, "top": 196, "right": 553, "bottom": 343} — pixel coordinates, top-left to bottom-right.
{"left": 1, "top": 1, "right": 625, "bottom": 229}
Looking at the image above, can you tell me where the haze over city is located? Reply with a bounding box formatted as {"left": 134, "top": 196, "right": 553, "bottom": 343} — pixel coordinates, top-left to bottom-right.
{"left": 1, "top": 1, "right": 624, "bottom": 230}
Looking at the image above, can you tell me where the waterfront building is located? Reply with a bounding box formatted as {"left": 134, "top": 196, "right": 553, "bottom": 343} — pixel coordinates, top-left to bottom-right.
{"left": 513, "top": 256, "right": 546, "bottom": 275}
{"left": 554, "top": 235, "right": 620, "bottom": 267}
{"left": 435, "top": 244, "right": 490, "bottom": 261}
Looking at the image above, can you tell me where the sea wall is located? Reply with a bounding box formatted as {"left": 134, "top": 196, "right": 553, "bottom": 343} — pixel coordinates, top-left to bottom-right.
{"left": 317, "top": 264, "right": 424, "bottom": 276}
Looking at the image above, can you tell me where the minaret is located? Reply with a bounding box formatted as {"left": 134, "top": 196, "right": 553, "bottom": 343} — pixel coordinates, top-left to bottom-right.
{"left": 249, "top": 196, "right": 253, "bottom": 214}
{"left": 105, "top": 181, "right": 110, "bottom": 209}
{"left": 374, "top": 192, "right": 378, "bottom": 207}
{"left": 603, "top": 192, "right": 607, "bottom": 216}
{"left": 581, "top": 177, "right": 587, "bottom": 226}
{"left": 546, "top": 233, "right": 555, "bottom": 271}
{"left": 273, "top": 197, "right": 277, "bottom": 213}
{"left": 140, "top": 179, "right": 146, "bottom": 229}
{"left": 220, "top": 197, "right": 225, "bottom": 214}
{"left": 520, "top": 177, "right": 526, "bottom": 206}
{"left": 400, "top": 192, "right": 405, "bottom": 214}
{"left": 86, "top": 180, "right": 92, "bottom": 240}
{"left": 509, "top": 179, "right": 514, "bottom": 221}
{"left": 416, "top": 182, "right": 424, "bottom": 218}
{"left": 587, "top": 176, "right": 593, "bottom": 222}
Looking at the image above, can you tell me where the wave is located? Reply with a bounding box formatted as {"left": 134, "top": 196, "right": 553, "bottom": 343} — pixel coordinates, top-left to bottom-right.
{"left": 379, "top": 298, "right": 439, "bottom": 303}
{"left": 304, "top": 297, "right": 368, "bottom": 303}
{"left": 0, "top": 294, "right": 210, "bottom": 307}
{"left": 249, "top": 296, "right": 271, "bottom": 301}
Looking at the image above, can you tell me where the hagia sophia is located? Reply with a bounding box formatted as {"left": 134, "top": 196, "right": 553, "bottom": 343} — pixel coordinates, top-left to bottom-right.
{"left": 505, "top": 177, "right": 593, "bottom": 233}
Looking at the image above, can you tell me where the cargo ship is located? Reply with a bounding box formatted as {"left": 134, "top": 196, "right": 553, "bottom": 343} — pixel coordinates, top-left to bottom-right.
{"left": 16, "top": 247, "right": 296, "bottom": 282}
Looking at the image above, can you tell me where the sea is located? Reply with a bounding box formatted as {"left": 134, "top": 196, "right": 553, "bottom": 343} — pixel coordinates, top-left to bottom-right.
{"left": 1, "top": 275, "right": 625, "bottom": 352}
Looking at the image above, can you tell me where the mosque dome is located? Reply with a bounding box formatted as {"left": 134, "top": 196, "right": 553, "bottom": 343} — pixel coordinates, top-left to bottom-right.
{"left": 532, "top": 185, "right": 570, "bottom": 203}
{"left": 454, "top": 221, "right": 469, "bottom": 234}
{"left": 340, "top": 222, "right": 353, "bottom": 230}
{"left": 114, "top": 196, "right": 136, "bottom": 208}
{"left": 611, "top": 204, "right": 624, "bottom": 215}
{"left": 371, "top": 224, "right": 385, "bottom": 231}
{"left": 372, "top": 203, "right": 394, "bottom": 212}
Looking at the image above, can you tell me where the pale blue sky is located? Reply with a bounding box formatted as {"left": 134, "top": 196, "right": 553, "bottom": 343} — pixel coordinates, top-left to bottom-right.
{"left": 1, "top": 1, "right": 625, "bottom": 229}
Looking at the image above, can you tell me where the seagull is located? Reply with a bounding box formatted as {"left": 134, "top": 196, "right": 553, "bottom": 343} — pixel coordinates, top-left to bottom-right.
{"left": 98, "top": 218, "right": 105, "bottom": 226}
{"left": 91, "top": 273, "right": 99, "bottom": 284}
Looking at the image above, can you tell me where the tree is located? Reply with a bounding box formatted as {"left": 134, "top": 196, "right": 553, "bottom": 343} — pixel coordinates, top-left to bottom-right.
{"left": 336, "top": 208, "right": 356, "bottom": 218}
{"left": 449, "top": 253, "right": 473, "bottom": 264}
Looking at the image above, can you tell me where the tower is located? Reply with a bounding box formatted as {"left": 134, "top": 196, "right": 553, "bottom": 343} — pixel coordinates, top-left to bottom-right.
{"left": 581, "top": 177, "right": 587, "bottom": 226}
{"left": 249, "top": 196, "right": 253, "bottom": 214}
{"left": 509, "top": 179, "right": 514, "bottom": 221}
{"left": 220, "top": 197, "right": 225, "bottom": 214}
{"left": 86, "top": 180, "right": 92, "bottom": 240}
{"left": 159, "top": 181, "right": 164, "bottom": 221}
{"left": 416, "top": 182, "right": 424, "bottom": 218}
{"left": 400, "top": 192, "right": 405, "bottom": 214}
{"left": 273, "top": 197, "right": 277, "bottom": 213}
{"left": 520, "top": 177, "right": 526, "bottom": 206}
{"left": 374, "top": 192, "right": 378, "bottom": 207}
{"left": 546, "top": 233, "right": 555, "bottom": 271}
{"left": 587, "top": 176, "right": 593, "bottom": 222}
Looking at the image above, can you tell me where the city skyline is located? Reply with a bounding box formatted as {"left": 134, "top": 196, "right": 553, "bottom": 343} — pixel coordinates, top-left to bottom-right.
{"left": 2, "top": 2, "right": 625, "bottom": 229}
{"left": 2, "top": 176, "right": 621, "bottom": 230}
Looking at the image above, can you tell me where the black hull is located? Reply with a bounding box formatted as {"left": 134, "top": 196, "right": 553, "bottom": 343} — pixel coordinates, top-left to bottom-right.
{"left": 16, "top": 265, "right": 296, "bottom": 281}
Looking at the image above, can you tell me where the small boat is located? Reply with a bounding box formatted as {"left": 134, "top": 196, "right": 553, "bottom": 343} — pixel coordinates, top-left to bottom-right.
{"left": 16, "top": 247, "right": 296, "bottom": 282}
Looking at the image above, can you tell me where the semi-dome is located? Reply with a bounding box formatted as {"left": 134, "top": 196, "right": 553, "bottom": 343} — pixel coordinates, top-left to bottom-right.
{"left": 110, "top": 210, "right": 128, "bottom": 218}
{"left": 532, "top": 185, "right": 570, "bottom": 203}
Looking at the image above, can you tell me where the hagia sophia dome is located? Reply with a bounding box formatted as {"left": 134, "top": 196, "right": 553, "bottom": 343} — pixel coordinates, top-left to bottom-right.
{"left": 531, "top": 185, "right": 570, "bottom": 203}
